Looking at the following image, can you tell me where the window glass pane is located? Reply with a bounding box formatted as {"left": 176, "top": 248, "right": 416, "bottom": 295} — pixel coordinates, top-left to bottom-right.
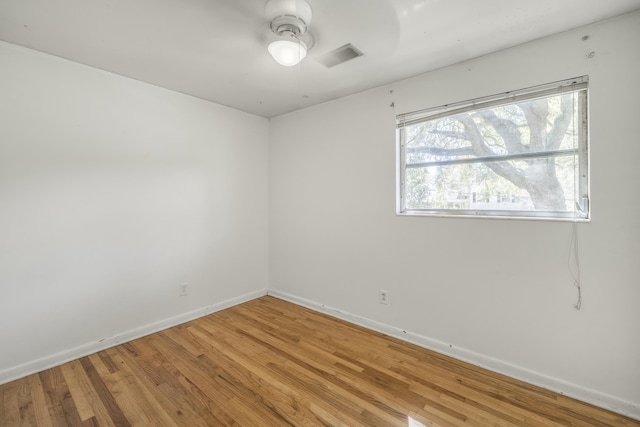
{"left": 405, "top": 93, "right": 579, "bottom": 166}
{"left": 404, "top": 156, "right": 578, "bottom": 213}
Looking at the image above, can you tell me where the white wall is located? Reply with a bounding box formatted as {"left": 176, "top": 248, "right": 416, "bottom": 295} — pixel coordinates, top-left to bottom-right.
{"left": 0, "top": 41, "right": 269, "bottom": 381}
{"left": 269, "top": 11, "right": 640, "bottom": 418}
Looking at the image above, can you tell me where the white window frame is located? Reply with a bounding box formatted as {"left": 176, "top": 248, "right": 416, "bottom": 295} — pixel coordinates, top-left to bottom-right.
{"left": 396, "top": 76, "right": 590, "bottom": 221}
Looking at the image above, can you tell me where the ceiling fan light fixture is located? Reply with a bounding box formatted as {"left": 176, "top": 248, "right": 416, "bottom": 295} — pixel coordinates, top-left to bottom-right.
{"left": 265, "top": 0, "right": 313, "bottom": 67}
{"left": 268, "top": 32, "right": 307, "bottom": 66}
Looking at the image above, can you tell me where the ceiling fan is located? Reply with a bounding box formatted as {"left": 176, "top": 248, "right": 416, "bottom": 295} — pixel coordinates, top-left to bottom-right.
{"left": 264, "top": 0, "right": 315, "bottom": 66}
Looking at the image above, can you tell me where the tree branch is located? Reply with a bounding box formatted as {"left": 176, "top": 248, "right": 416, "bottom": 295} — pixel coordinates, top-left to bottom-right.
{"left": 521, "top": 98, "right": 549, "bottom": 152}
{"left": 456, "top": 115, "right": 529, "bottom": 189}
{"left": 547, "top": 94, "right": 573, "bottom": 150}
{"left": 475, "top": 109, "right": 525, "bottom": 154}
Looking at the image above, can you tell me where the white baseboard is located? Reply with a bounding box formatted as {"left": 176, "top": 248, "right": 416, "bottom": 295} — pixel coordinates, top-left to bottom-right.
{"left": 0, "top": 288, "right": 268, "bottom": 386}
{"left": 268, "top": 289, "right": 640, "bottom": 421}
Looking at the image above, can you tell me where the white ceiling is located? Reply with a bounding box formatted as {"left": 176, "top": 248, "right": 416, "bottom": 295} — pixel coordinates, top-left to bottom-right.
{"left": 1, "top": 0, "right": 639, "bottom": 118}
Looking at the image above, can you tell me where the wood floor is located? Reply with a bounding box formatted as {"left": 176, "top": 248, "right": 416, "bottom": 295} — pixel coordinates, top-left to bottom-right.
{"left": 1, "top": 296, "right": 638, "bottom": 426}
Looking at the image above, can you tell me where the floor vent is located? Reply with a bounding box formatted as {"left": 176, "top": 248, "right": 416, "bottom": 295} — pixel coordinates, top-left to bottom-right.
{"left": 316, "top": 44, "right": 364, "bottom": 68}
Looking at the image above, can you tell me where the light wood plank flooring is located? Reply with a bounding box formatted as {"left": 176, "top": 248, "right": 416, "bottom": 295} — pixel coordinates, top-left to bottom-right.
{"left": 1, "top": 296, "right": 638, "bottom": 426}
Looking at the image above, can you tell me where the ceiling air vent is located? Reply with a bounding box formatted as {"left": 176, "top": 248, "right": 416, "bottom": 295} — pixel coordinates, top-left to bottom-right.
{"left": 316, "top": 43, "right": 364, "bottom": 68}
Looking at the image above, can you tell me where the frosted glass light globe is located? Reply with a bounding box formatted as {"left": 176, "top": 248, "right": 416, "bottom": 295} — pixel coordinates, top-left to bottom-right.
{"left": 268, "top": 39, "right": 307, "bottom": 66}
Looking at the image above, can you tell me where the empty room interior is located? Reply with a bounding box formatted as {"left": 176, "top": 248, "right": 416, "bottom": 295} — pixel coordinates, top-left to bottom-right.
{"left": 1, "top": 0, "right": 640, "bottom": 425}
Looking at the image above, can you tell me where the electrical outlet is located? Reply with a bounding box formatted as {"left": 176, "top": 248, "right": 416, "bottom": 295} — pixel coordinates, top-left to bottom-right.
{"left": 179, "top": 283, "right": 189, "bottom": 296}
{"left": 379, "top": 289, "right": 389, "bottom": 305}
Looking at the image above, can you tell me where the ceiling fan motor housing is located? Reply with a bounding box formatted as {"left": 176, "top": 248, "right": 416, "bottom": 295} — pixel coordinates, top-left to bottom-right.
{"left": 265, "top": 0, "right": 312, "bottom": 36}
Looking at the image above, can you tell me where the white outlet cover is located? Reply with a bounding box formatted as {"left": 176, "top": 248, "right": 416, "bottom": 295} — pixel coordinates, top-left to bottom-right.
{"left": 379, "top": 290, "right": 389, "bottom": 304}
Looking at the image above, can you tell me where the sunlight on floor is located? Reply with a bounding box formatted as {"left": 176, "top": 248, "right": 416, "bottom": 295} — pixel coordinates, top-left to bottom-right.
{"left": 408, "top": 415, "right": 427, "bottom": 427}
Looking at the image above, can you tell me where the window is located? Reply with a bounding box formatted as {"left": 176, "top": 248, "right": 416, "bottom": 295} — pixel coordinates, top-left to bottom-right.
{"left": 396, "top": 76, "right": 589, "bottom": 220}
